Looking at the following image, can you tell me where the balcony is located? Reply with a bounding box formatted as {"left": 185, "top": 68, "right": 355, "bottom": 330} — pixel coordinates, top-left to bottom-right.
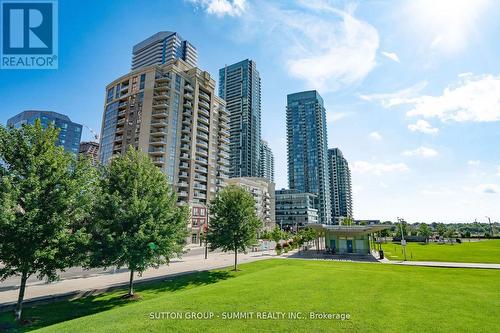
{"left": 114, "top": 135, "right": 123, "bottom": 142}
{"left": 219, "top": 151, "right": 230, "bottom": 159}
{"left": 152, "top": 110, "right": 168, "bottom": 118}
{"left": 196, "top": 148, "right": 208, "bottom": 157}
{"left": 196, "top": 141, "right": 208, "bottom": 149}
{"left": 196, "top": 157, "right": 208, "bottom": 165}
{"left": 194, "top": 183, "right": 207, "bottom": 190}
{"left": 154, "top": 83, "right": 169, "bottom": 90}
{"left": 184, "top": 84, "right": 194, "bottom": 92}
{"left": 198, "top": 108, "right": 210, "bottom": 118}
{"left": 220, "top": 128, "right": 230, "bottom": 136}
{"left": 156, "top": 74, "right": 170, "bottom": 83}
{"left": 199, "top": 92, "right": 210, "bottom": 102}
{"left": 150, "top": 119, "right": 167, "bottom": 127}
{"left": 198, "top": 115, "right": 209, "bottom": 125}
{"left": 179, "top": 172, "right": 189, "bottom": 178}
{"left": 194, "top": 174, "right": 207, "bottom": 181}
{"left": 179, "top": 162, "right": 190, "bottom": 169}
{"left": 198, "top": 100, "right": 210, "bottom": 110}
{"left": 118, "top": 102, "right": 127, "bottom": 110}
{"left": 178, "top": 191, "right": 188, "bottom": 197}
{"left": 193, "top": 192, "right": 206, "bottom": 200}
{"left": 180, "top": 144, "right": 190, "bottom": 151}
{"left": 181, "top": 127, "right": 191, "bottom": 134}
{"left": 181, "top": 135, "right": 190, "bottom": 143}
{"left": 184, "top": 92, "right": 193, "bottom": 100}
{"left": 150, "top": 129, "right": 167, "bottom": 136}
{"left": 117, "top": 118, "right": 125, "bottom": 125}
{"left": 149, "top": 147, "right": 166, "bottom": 155}
{"left": 178, "top": 181, "right": 189, "bottom": 188}
{"left": 152, "top": 157, "right": 165, "bottom": 164}
{"left": 150, "top": 137, "right": 167, "bottom": 145}
{"left": 195, "top": 166, "right": 208, "bottom": 173}
{"left": 219, "top": 136, "right": 230, "bottom": 144}
{"left": 152, "top": 102, "right": 168, "bottom": 109}
{"left": 180, "top": 153, "right": 190, "bottom": 160}
{"left": 153, "top": 93, "right": 169, "bottom": 100}
{"left": 197, "top": 123, "right": 209, "bottom": 133}
{"left": 197, "top": 132, "right": 209, "bottom": 141}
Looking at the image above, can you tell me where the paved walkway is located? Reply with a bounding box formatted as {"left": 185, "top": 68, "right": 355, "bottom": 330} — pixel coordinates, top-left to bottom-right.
{"left": 382, "top": 259, "right": 500, "bottom": 269}
{"left": 0, "top": 249, "right": 280, "bottom": 310}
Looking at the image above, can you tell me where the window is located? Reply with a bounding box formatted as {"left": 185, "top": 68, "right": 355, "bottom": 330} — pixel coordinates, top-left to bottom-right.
{"left": 193, "top": 207, "right": 199, "bottom": 216}
{"left": 191, "top": 234, "right": 198, "bottom": 243}
{"left": 140, "top": 74, "right": 146, "bottom": 90}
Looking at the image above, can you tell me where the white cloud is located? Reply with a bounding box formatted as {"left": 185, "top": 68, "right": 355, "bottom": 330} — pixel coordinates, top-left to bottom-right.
{"left": 362, "top": 74, "right": 500, "bottom": 123}
{"left": 399, "top": 0, "right": 493, "bottom": 55}
{"left": 360, "top": 81, "right": 427, "bottom": 108}
{"left": 467, "top": 160, "right": 481, "bottom": 166}
{"left": 326, "top": 111, "right": 353, "bottom": 122}
{"left": 496, "top": 167, "right": 500, "bottom": 176}
{"left": 420, "top": 187, "right": 454, "bottom": 196}
{"left": 381, "top": 51, "right": 400, "bottom": 63}
{"left": 282, "top": 3, "right": 379, "bottom": 91}
{"left": 402, "top": 146, "right": 438, "bottom": 158}
{"left": 191, "top": 0, "right": 379, "bottom": 91}
{"left": 408, "top": 119, "right": 439, "bottom": 134}
{"left": 369, "top": 131, "right": 383, "bottom": 141}
{"left": 188, "top": 0, "right": 246, "bottom": 17}
{"left": 477, "top": 184, "right": 499, "bottom": 194}
{"left": 352, "top": 161, "right": 409, "bottom": 175}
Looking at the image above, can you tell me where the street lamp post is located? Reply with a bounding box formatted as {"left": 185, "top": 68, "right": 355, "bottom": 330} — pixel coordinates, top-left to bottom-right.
{"left": 204, "top": 210, "right": 209, "bottom": 260}
{"left": 398, "top": 217, "right": 407, "bottom": 261}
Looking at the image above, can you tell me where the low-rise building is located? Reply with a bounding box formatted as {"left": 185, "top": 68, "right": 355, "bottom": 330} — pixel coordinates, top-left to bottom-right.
{"left": 79, "top": 141, "right": 100, "bottom": 165}
{"left": 226, "top": 177, "right": 275, "bottom": 231}
{"left": 275, "top": 189, "right": 319, "bottom": 228}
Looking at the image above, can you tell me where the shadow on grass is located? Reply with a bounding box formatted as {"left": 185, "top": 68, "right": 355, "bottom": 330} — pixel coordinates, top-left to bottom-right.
{"left": 0, "top": 270, "right": 233, "bottom": 332}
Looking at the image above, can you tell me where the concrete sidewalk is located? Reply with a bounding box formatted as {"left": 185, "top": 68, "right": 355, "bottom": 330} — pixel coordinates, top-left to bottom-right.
{"left": 384, "top": 260, "right": 500, "bottom": 269}
{"left": 0, "top": 250, "right": 278, "bottom": 311}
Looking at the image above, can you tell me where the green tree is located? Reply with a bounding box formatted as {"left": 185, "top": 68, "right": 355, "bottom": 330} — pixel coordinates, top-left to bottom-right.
{"left": 206, "top": 185, "right": 261, "bottom": 270}
{"left": 270, "top": 226, "right": 286, "bottom": 253}
{"left": 436, "top": 223, "right": 446, "bottom": 238}
{"left": 395, "top": 222, "right": 408, "bottom": 238}
{"left": 88, "top": 147, "right": 188, "bottom": 297}
{"left": 0, "top": 121, "right": 98, "bottom": 321}
{"left": 341, "top": 216, "right": 354, "bottom": 226}
{"left": 418, "top": 223, "right": 432, "bottom": 242}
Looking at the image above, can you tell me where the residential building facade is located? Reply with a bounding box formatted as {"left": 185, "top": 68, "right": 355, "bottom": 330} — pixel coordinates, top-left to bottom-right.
{"left": 131, "top": 31, "right": 197, "bottom": 70}
{"left": 275, "top": 189, "right": 319, "bottom": 228}
{"left": 7, "top": 110, "right": 82, "bottom": 154}
{"left": 328, "top": 148, "right": 353, "bottom": 223}
{"left": 286, "top": 90, "right": 331, "bottom": 224}
{"left": 99, "top": 58, "right": 230, "bottom": 244}
{"left": 259, "top": 139, "right": 274, "bottom": 182}
{"left": 226, "top": 177, "right": 275, "bottom": 231}
{"left": 219, "top": 59, "right": 261, "bottom": 178}
{"left": 79, "top": 141, "right": 100, "bottom": 165}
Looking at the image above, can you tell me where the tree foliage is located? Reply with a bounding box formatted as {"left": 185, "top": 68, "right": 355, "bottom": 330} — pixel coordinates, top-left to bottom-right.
{"left": 88, "top": 147, "right": 188, "bottom": 296}
{"left": 206, "top": 185, "right": 261, "bottom": 270}
{"left": 0, "top": 121, "right": 98, "bottom": 320}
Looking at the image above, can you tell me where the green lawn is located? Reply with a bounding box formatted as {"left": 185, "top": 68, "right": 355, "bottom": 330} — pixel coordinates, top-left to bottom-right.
{"left": 381, "top": 239, "right": 500, "bottom": 263}
{"left": 1, "top": 259, "right": 499, "bottom": 332}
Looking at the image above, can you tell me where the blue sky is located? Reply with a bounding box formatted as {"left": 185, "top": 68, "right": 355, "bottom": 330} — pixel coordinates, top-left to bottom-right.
{"left": 1, "top": 0, "right": 500, "bottom": 223}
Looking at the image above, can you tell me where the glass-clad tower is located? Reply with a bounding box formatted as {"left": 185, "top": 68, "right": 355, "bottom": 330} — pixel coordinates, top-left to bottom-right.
{"left": 7, "top": 110, "right": 82, "bottom": 154}
{"left": 286, "top": 91, "right": 331, "bottom": 224}
{"left": 219, "top": 59, "right": 261, "bottom": 178}
{"left": 131, "top": 31, "right": 197, "bottom": 70}
{"left": 328, "top": 148, "right": 353, "bottom": 222}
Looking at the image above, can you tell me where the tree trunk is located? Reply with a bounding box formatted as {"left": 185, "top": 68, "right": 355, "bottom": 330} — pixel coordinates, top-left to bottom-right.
{"left": 128, "top": 269, "right": 134, "bottom": 296}
{"left": 15, "top": 272, "right": 28, "bottom": 321}
{"left": 234, "top": 249, "right": 238, "bottom": 271}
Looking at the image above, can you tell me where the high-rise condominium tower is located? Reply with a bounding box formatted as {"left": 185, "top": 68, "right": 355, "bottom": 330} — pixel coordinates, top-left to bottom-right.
{"left": 259, "top": 139, "right": 274, "bottom": 183}
{"left": 100, "top": 58, "right": 230, "bottom": 243}
{"left": 219, "top": 59, "right": 261, "bottom": 178}
{"left": 7, "top": 110, "right": 82, "bottom": 154}
{"left": 328, "top": 148, "right": 353, "bottom": 223}
{"left": 286, "top": 90, "right": 331, "bottom": 224}
{"left": 131, "top": 31, "right": 198, "bottom": 70}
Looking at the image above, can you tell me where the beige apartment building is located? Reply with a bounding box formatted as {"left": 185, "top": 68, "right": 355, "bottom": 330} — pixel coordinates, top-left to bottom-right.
{"left": 99, "top": 58, "right": 230, "bottom": 244}
{"left": 226, "top": 177, "right": 276, "bottom": 231}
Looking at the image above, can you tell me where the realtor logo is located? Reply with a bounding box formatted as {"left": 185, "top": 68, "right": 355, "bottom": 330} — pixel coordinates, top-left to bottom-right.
{"left": 1, "top": 0, "right": 58, "bottom": 69}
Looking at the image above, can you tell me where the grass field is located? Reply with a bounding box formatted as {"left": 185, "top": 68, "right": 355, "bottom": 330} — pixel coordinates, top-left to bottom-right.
{"left": 1, "top": 259, "right": 499, "bottom": 332}
{"left": 381, "top": 239, "right": 500, "bottom": 263}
